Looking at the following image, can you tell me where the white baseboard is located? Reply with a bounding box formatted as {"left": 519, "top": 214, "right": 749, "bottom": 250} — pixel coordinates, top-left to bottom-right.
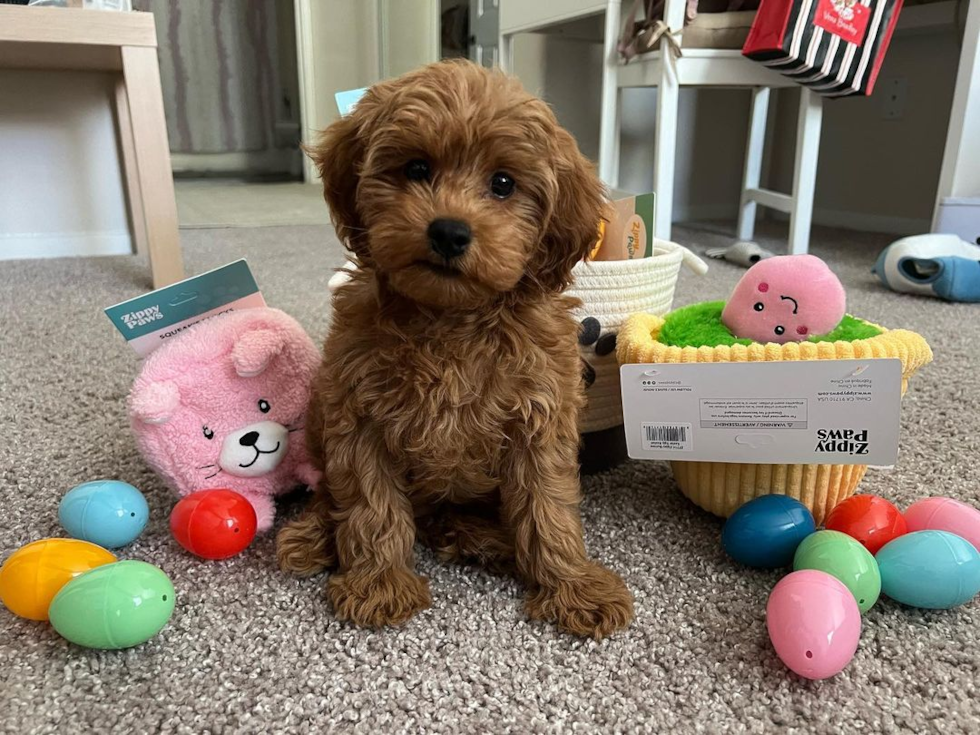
{"left": 171, "top": 150, "right": 302, "bottom": 176}
{"left": 771, "top": 208, "right": 931, "bottom": 236}
{"left": 0, "top": 232, "right": 132, "bottom": 261}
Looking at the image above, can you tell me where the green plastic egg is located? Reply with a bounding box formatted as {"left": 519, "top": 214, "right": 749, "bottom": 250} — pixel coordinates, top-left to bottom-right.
{"left": 48, "top": 560, "right": 175, "bottom": 649}
{"left": 793, "top": 530, "right": 881, "bottom": 613}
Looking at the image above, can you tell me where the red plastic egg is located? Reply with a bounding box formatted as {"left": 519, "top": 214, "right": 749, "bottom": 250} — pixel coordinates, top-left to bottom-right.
{"left": 824, "top": 495, "right": 907, "bottom": 555}
{"left": 169, "top": 489, "right": 257, "bottom": 560}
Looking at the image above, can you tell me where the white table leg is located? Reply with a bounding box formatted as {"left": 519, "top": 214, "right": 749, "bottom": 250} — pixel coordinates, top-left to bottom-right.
{"left": 597, "top": 0, "right": 622, "bottom": 187}
{"left": 737, "top": 86, "right": 770, "bottom": 242}
{"left": 932, "top": 0, "right": 980, "bottom": 231}
{"left": 653, "top": 51, "right": 679, "bottom": 241}
{"left": 788, "top": 88, "right": 822, "bottom": 256}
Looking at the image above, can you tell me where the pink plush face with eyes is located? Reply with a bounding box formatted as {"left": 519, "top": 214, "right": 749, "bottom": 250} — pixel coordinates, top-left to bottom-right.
{"left": 721, "top": 255, "right": 846, "bottom": 344}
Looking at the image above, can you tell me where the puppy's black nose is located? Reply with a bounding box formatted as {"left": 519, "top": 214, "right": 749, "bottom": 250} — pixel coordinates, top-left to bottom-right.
{"left": 428, "top": 218, "right": 471, "bottom": 260}
{"left": 239, "top": 431, "right": 259, "bottom": 447}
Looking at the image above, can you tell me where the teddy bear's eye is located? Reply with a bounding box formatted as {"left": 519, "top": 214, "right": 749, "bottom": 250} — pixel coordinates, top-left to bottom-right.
{"left": 203, "top": 426, "right": 214, "bottom": 440}
{"left": 258, "top": 399, "right": 271, "bottom": 414}
{"left": 754, "top": 302, "right": 765, "bottom": 312}
{"left": 774, "top": 325, "right": 785, "bottom": 336}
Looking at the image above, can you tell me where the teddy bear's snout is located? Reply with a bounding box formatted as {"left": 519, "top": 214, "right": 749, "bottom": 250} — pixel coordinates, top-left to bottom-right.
{"left": 219, "top": 420, "right": 289, "bottom": 478}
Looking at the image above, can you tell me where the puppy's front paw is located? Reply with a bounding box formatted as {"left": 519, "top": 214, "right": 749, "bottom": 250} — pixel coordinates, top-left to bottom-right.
{"left": 276, "top": 512, "right": 336, "bottom": 577}
{"left": 328, "top": 567, "right": 431, "bottom": 628}
{"left": 525, "top": 562, "right": 634, "bottom": 640}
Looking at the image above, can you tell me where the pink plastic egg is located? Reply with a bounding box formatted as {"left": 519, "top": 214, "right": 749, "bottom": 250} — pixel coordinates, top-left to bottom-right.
{"left": 905, "top": 497, "right": 980, "bottom": 552}
{"left": 766, "top": 570, "right": 861, "bottom": 680}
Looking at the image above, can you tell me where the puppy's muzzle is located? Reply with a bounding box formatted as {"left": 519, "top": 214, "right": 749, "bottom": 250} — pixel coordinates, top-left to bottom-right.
{"left": 428, "top": 218, "right": 471, "bottom": 260}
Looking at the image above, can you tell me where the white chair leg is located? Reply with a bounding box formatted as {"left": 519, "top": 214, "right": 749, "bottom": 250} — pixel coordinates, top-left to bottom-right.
{"left": 737, "top": 87, "right": 770, "bottom": 242}
{"left": 653, "top": 54, "right": 679, "bottom": 241}
{"left": 789, "top": 88, "right": 822, "bottom": 256}
{"left": 610, "top": 88, "right": 622, "bottom": 188}
{"left": 597, "top": 0, "right": 622, "bottom": 187}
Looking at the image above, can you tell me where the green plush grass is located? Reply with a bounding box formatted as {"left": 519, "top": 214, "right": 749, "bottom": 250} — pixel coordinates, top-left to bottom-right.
{"left": 658, "top": 300, "right": 883, "bottom": 348}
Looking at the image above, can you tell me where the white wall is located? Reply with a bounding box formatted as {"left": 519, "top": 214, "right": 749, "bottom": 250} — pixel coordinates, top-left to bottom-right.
{"left": 0, "top": 70, "right": 131, "bottom": 260}
{"left": 768, "top": 30, "right": 960, "bottom": 234}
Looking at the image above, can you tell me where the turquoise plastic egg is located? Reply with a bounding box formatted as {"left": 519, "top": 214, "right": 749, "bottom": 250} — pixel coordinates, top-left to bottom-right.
{"left": 722, "top": 494, "right": 816, "bottom": 568}
{"left": 48, "top": 561, "right": 175, "bottom": 649}
{"left": 59, "top": 480, "right": 149, "bottom": 548}
{"left": 876, "top": 530, "right": 980, "bottom": 609}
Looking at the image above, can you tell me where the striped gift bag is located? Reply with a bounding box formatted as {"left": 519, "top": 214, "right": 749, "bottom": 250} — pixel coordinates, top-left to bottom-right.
{"left": 742, "top": 0, "right": 904, "bottom": 97}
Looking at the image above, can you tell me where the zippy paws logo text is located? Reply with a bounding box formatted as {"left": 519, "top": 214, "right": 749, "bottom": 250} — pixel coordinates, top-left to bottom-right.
{"left": 815, "top": 428, "right": 869, "bottom": 455}
{"left": 121, "top": 306, "right": 163, "bottom": 329}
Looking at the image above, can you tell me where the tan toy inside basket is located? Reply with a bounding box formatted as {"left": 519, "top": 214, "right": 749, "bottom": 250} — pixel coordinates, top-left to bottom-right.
{"left": 617, "top": 312, "right": 933, "bottom": 522}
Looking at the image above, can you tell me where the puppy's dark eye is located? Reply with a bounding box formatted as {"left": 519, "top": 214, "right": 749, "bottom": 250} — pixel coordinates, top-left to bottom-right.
{"left": 490, "top": 172, "right": 515, "bottom": 199}
{"left": 754, "top": 302, "right": 765, "bottom": 312}
{"left": 404, "top": 159, "right": 431, "bottom": 182}
{"left": 258, "top": 399, "right": 271, "bottom": 414}
{"left": 203, "top": 426, "right": 214, "bottom": 440}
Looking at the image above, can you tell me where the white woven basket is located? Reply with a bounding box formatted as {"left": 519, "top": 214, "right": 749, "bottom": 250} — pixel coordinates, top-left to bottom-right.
{"left": 568, "top": 240, "right": 708, "bottom": 434}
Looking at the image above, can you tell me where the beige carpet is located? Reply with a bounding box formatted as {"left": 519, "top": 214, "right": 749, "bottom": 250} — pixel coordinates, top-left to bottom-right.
{"left": 1, "top": 222, "right": 978, "bottom": 733}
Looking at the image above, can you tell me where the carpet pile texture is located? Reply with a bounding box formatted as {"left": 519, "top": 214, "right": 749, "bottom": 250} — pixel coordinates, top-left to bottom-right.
{"left": 1, "top": 223, "right": 977, "bottom": 733}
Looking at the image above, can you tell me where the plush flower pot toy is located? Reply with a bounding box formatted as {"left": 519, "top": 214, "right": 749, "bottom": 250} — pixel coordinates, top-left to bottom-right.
{"left": 617, "top": 255, "right": 932, "bottom": 522}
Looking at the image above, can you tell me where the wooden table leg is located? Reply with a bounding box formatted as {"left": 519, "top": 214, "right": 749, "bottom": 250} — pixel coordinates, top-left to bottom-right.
{"left": 114, "top": 75, "right": 148, "bottom": 258}
{"left": 120, "top": 44, "right": 183, "bottom": 288}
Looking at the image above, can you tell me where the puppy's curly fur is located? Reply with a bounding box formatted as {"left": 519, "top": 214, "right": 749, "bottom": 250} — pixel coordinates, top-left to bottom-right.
{"left": 278, "top": 60, "right": 633, "bottom": 639}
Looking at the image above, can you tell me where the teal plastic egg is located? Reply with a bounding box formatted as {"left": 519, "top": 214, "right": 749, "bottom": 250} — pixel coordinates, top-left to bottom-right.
{"left": 876, "top": 531, "right": 980, "bottom": 609}
{"left": 48, "top": 561, "right": 175, "bottom": 649}
{"left": 59, "top": 480, "right": 149, "bottom": 549}
{"left": 722, "top": 494, "right": 816, "bottom": 568}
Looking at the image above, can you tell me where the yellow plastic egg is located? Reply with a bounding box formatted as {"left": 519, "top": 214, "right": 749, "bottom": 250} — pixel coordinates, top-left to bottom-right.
{"left": 0, "top": 538, "right": 116, "bottom": 620}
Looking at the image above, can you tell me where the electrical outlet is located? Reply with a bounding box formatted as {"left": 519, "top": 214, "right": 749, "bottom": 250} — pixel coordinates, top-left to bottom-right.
{"left": 881, "top": 78, "right": 907, "bottom": 121}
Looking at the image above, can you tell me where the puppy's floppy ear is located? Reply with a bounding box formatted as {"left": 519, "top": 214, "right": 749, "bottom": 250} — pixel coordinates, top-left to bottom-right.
{"left": 306, "top": 112, "right": 369, "bottom": 258}
{"left": 533, "top": 128, "right": 606, "bottom": 293}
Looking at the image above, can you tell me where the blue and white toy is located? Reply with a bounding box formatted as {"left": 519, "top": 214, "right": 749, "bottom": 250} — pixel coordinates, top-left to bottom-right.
{"left": 872, "top": 234, "right": 980, "bottom": 302}
{"left": 59, "top": 480, "right": 149, "bottom": 549}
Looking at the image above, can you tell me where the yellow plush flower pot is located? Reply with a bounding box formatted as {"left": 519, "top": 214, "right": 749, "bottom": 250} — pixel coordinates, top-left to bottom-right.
{"left": 617, "top": 311, "right": 932, "bottom": 522}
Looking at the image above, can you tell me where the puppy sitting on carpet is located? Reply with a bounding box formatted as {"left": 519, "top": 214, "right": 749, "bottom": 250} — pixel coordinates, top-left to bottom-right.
{"left": 277, "top": 60, "right": 634, "bottom": 639}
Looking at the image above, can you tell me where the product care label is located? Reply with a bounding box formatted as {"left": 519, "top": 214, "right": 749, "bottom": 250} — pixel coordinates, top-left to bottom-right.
{"left": 105, "top": 260, "right": 266, "bottom": 357}
{"left": 621, "top": 359, "right": 902, "bottom": 466}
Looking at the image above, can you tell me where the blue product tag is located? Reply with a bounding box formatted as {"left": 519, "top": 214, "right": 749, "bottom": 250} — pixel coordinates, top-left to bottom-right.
{"left": 335, "top": 87, "right": 369, "bottom": 116}
{"left": 105, "top": 259, "right": 266, "bottom": 357}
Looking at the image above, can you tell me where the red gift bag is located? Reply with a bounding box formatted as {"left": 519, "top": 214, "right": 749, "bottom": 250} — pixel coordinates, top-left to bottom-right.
{"left": 742, "top": 0, "right": 904, "bottom": 97}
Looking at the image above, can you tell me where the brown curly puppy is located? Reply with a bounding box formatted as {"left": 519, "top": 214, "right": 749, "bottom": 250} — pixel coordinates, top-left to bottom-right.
{"left": 277, "top": 60, "right": 633, "bottom": 639}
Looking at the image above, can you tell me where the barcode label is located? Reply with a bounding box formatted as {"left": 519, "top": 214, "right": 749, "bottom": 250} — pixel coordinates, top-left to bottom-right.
{"left": 642, "top": 423, "right": 692, "bottom": 451}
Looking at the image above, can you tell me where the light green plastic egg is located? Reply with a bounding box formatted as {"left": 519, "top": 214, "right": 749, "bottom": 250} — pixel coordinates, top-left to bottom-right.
{"left": 793, "top": 530, "right": 881, "bottom": 613}
{"left": 48, "top": 560, "right": 175, "bottom": 649}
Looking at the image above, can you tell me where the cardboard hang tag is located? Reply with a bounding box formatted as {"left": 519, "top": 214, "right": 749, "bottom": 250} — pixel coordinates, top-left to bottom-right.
{"left": 105, "top": 260, "right": 266, "bottom": 357}
{"left": 621, "top": 359, "right": 904, "bottom": 467}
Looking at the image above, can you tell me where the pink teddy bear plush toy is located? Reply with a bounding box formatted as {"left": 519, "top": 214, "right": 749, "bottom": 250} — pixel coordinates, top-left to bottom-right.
{"left": 129, "top": 308, "right": 321, "bottom": 531}
{"left": 722, "top": 254, "right": 846, "bottom": 344}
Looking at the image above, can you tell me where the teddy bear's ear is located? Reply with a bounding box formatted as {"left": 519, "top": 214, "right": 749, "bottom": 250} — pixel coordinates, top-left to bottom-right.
{"left": 231, "top": 328, "right": 287, "bottom": 378}
{"left": 130, "top": 380, "right": 181, "bottom": 425}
